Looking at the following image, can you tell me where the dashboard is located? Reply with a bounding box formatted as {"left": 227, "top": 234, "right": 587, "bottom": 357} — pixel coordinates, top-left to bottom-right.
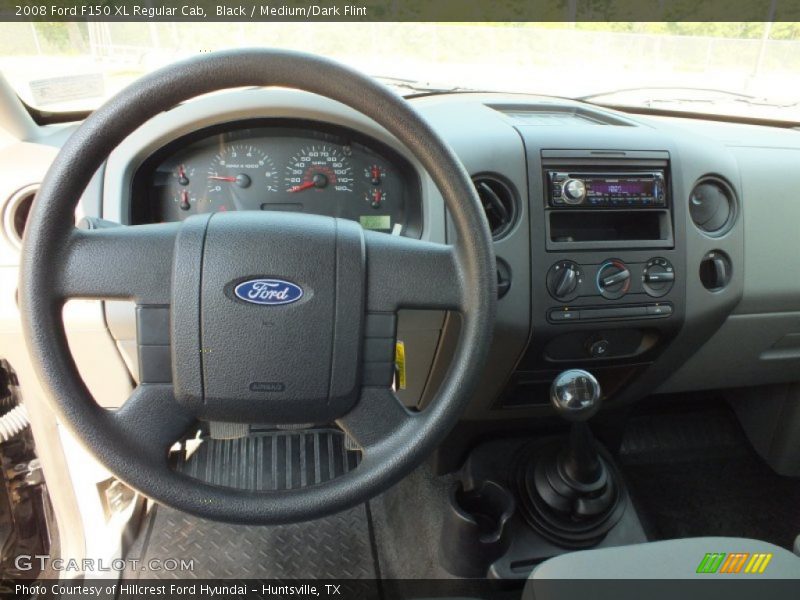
{"left": 4, "top": 87, "right": 800, "bottom": 433}
{"left": 130, "top": 119, "right": 422, "bottom": 237}
{"left": 89, "top": 90, "right": 798, "bottom": 422}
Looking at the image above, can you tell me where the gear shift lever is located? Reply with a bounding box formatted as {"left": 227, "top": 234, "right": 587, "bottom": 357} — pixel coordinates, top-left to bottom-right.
{"left": 551, "top": 370, "right": 604, "bottom": 486}
{"left": 515, "top": 369, "right": 625, "bottom": 547}
{"left": 550, "top": 369, "right": 601, "bottom": 419}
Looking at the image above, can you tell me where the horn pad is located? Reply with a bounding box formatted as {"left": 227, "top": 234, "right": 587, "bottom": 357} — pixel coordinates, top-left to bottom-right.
{"left": 172, "top": 212, "right": 365, "bottom": 423}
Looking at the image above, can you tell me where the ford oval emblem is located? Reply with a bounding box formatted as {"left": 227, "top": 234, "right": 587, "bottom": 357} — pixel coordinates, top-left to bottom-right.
{"left": 233, "top": 279, "right": 304, "bottom": 306}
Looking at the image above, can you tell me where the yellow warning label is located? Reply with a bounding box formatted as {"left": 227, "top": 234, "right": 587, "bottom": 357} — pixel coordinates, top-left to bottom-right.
{"left": 395, "top": 341, "right": 407, "bottom": 390}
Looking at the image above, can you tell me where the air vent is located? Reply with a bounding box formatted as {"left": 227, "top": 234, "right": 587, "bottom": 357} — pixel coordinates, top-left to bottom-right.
{"left": 473, "top": 176, "right": 518, "bottom": 239}
{"left": 689, "top": 177, "right": 736, "bottom": 236}
{"left": 3, "top": 185, "right": 37, "bottom": 248}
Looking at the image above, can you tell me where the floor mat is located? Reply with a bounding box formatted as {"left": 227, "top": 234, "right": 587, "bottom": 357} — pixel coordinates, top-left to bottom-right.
{"left": 175, "top": 428, "right": 361, "bottom": 491}
{"left": 620, "top": 407, "right": 800, "bottom": 550}
{"left": 124, "top": 429, "right": 376, "bottom": 580}
{"left": 125, "top": 503, "right": 378, "bottom": 579}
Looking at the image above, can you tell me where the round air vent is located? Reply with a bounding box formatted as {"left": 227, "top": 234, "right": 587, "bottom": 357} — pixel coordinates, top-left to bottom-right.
{"left": 3, "top": 184, "right": 37, "bottom": 248}
{"left": 473, "top": 175, "right": 518, "bottom": 239}
{"left": 689, "top": 177, "right": 736, "bottom": 235}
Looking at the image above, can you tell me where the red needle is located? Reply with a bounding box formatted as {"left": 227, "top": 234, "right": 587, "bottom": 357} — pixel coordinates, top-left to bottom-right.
{"left": 208, "top": 175, "right": 238, "bottom": 182}
{"left": 288, "top": 181, "right": 316, "bottom": 193}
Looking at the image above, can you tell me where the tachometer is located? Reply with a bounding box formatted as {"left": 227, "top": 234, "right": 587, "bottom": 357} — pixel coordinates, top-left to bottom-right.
{"left": 207, "top": 144, "right": 276, "bottom": 210}
{"left": 285, "top": 144, "right": 353, "bottom": 193}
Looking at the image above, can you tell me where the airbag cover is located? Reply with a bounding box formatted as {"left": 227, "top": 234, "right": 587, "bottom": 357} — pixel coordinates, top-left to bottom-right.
{"left": 181, "top": 211, "right": 364, "bottom": 422}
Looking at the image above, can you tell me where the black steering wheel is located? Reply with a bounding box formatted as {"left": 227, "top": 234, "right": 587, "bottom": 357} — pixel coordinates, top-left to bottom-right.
{"left": 18, "top": 49, "right": 496, "bottom": 524}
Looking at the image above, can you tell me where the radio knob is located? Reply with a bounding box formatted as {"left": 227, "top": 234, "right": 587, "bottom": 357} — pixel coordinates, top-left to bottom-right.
{"left": 562, "top": 178, "right": 586, "bottom": 204}
{"left": 547, "top": 260, "right": 582, "bottom": 301}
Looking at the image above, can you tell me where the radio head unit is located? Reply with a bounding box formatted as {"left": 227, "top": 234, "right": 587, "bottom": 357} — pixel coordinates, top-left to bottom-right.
{"left": 548, "top": 171, "right": 666, "bottom": 208}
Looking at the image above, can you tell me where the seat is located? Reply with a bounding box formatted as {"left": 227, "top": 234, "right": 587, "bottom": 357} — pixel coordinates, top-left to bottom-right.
{"left": 524, "top": 537, "right": 800, "bottom": 600}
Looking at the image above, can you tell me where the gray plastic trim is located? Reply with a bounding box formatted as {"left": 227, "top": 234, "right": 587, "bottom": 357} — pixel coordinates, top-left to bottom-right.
{"left": 103, "top": 88, "right": 445, "bottom": 244}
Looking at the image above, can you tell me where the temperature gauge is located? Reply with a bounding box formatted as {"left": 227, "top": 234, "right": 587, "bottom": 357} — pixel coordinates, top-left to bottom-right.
{"left": 365, "top": 164, "right": 386, "bottom": 186}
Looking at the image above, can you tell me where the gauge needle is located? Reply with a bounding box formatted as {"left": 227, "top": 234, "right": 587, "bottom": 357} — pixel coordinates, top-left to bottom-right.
{"left": 288, "top": 181, "right": 316, "bottom": 193}
{"left": 208, "top": 175, "right": 239, "bottom": 182}
{"left": 177, "top": 165, "right": 190, "bottom": 186}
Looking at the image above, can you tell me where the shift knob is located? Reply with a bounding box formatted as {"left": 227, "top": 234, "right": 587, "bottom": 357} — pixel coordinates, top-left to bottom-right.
{"left": 550, "top": 369, "right": 601, "bottom": 421}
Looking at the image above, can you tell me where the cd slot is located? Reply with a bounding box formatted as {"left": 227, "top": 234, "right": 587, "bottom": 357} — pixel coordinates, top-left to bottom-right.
{"left": 547, "top": 209, "right": 672, "bottom": 250}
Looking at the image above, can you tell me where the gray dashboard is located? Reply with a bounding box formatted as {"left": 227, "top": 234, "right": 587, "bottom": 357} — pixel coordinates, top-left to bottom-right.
{"left": 80, "top": 89, "right": 800, "bottom": 417}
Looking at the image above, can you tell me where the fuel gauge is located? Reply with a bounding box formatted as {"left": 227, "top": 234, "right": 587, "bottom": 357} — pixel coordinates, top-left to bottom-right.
{"left": 177, "top": 189, "right": 193, "bottom": 211}
{"left": 366, "top": 188, "right": 386, "bottom": 208}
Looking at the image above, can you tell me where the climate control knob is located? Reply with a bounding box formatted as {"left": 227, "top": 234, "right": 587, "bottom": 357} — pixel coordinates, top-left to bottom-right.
{"left": 547, "top": 261, "right": 583, "bottom": 301}
{"left": 643, "top": 257, "right": 675, "bottom": 297}
{"left": 597, "top": 259, "right": 631, "bottom": 299}
{"left": 561, "top": 178, "right": 586, "bottom": 204}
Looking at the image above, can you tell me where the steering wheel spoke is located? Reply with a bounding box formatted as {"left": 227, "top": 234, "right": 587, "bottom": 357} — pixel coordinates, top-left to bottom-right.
{"left": 337, "top": 386, "right": 417, "bottom": 452}
{"left": 106, "top": 384, "right": 196, "bottom": 462}
{"left": 364, "top": 230, "right": 463, "bottom": 312}
{"left": 59, "top": 223, "right": 179, "bottom": 304}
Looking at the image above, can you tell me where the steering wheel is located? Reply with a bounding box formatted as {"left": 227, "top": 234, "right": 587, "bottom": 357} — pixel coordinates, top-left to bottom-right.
{"left": 18, "top": 49, "right": 496, "bottom": 524}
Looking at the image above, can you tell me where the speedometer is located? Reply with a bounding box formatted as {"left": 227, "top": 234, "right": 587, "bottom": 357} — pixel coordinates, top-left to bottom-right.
{"left": 285, "top": 144, "right": 353, "bottom": 193}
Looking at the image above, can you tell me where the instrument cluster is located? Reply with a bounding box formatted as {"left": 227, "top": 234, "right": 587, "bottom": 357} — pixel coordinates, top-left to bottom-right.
{"left": 131, "top": 119, "right": 422, "bottom": 236}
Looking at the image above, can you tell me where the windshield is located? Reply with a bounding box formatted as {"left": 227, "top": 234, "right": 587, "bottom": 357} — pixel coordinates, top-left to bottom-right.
{"left": 2, "top": 22, "right": 800, "bottom": 122}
